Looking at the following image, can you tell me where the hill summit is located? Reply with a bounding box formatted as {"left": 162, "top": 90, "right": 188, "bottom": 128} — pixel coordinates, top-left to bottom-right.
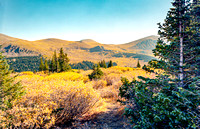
{"left": 0, "top": 33, "right": 158, "bottom": 66}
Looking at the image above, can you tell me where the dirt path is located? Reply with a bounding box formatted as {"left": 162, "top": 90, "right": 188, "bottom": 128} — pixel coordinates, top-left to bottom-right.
{"left": 70, "top": 100, "right": 133, "bottom": 129}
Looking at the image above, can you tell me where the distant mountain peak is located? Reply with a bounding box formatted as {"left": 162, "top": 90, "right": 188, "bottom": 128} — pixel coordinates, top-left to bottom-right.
{"left": 36, "top": 38, "right": 68, "bottom": 42}
{"left": 130, "top": 39, "right": 157, "bottom": 50}
{"left": 80, "top": 39, "right": 97, "bottom": 43}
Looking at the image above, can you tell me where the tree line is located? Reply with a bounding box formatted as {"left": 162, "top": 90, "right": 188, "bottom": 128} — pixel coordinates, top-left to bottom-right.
{"left": 39, "top": 48, "right": 116, "bottom": 73}
{"left": 7, "top": 56, "right": 41, "bottom": 72}
{"left": 39, "top": 48, "right": 71, "bottom": 73}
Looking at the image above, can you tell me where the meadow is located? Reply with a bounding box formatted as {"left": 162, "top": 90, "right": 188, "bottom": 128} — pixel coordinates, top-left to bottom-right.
{"left": 0, "top": 66, "right": 154, "bottom": 128}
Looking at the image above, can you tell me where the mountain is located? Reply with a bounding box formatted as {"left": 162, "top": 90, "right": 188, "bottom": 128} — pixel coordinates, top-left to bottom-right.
{"left": 129, "top": 39, "right": 157, "bottom": 50}
{"left": 0, "top": 33, "right": 158, "bottom": 67}
{"left": 0, "top": 34, "right": 39, "bottom": 56}
{"left": 117, "top": 35, "right": 158, "bottom": 49}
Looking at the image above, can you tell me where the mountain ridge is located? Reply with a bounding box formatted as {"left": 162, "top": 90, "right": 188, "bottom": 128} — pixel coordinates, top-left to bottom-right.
{"left": 0, "top": 33, "right": 158, "bottom": 66}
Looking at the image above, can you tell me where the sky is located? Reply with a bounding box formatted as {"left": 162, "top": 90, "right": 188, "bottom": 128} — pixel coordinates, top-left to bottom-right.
{"left": 0, "top": 0, "right": 172, "bottom": 44}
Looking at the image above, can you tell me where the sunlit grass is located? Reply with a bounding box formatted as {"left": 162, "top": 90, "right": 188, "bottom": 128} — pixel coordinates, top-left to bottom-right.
{"left": 1, "top": 67, "right": 153, "bottom": 128}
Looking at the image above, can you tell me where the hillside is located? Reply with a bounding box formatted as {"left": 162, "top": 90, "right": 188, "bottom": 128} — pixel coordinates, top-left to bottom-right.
{"left": 0, "top": 33, "right": 158, "bottom": 67}
{"left": 130, "top": 39, "right": 157, "bottom": 50}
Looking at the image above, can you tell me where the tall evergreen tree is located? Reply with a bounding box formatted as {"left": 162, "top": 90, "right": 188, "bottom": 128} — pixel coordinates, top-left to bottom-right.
{"left": 154, "top": 0, "right": 200, "bottom": 86}
{"left": 49, "top": 59, "right": 52, "bottom": 72}
{"left": 57, "top": 59, "right": 60, "bottom": 72}
{"left": 107, "top": 60, "right": 113, "bottom": 68}
{"left": 63, "top": 53, "right": 71, "bottom": 71}
{"left": 49, "top": 51, "right": 57, "bottom": 73}
{"left": 43, "top": 59, "right": 49, "bottom": 73}
{"left": 53, "top": 50, "right": 58, "bottom": 72}
{"left": 58, "top": 48, "right": 65, "bottom": 72}
{"left": 99, "top": 60, "right": 107, "bottom": 68}
{"left": 0, "top": 49, "right": 25, "bottom": 126}
{"left": 102, "top": 60, "right": 107, "bottom": 68}
{"left": 136, "top": 60, "right": 141, "bottom": 68}
{"left": 98, "top": 61, "right": 103, "bottom": 68}
{"left": 186, "top": 0, "right": 200, "bottom": 76}
{"left": 39, "top": 57, "right": 44, "bottom": 71}
{"left": 58, "top": 48, "right": 71, "bottom": 72}
{"left": 50, "top": 56, "right": 56, "bottom": 72}
{"left": 119, "top": 0, "right": 200, "bottom": 128}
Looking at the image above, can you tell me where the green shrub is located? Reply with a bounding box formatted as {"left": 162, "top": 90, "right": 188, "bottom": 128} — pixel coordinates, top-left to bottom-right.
{"left": 119, "top": 76, "right": 200, "bottom": 128}
{"left": 88, "top": 64, "right": 103, "bottom": 80}
{"left": 0, "top": 50, "right": 25, "bottom": 128}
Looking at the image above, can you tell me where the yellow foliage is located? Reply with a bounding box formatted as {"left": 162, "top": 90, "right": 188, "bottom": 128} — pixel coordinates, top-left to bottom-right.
{"left": 1, "top": 72, "right": 99, "bottom": 128}
{"left": 43, "top": 72, "right": 84, "bottom": 81}
{"left": 93, "top": 80, "right": 107, "bottom": 89}
{"left": 20, "top": 71, "right": 34, "bottom": 75}
{"left": 1, "top": 67, "right": 155, "bottom": 128}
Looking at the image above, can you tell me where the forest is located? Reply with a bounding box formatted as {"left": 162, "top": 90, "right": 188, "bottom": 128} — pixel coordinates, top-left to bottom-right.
{"left": 6, "top": 55, "right": 117, "bottom": 72}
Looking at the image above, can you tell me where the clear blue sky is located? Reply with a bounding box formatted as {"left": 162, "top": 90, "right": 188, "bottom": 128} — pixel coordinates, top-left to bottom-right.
{"left": 0, "top": 0, "right": 172, "bottom": 44}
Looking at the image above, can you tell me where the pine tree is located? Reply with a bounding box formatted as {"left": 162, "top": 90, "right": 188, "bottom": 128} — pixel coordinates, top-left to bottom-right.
{"left": 58, "top": 48, "right": 64, "bottom": 72}
{"left": 49, "top": 51, "right": 57, "bottom": 73}
{"left": 53, "top": 50, "right": 58, "bottom": 72}
{"left": 57, "top": 59, "right": 60, "bottom": 72}
{"left": 63, "top": 53, "right": 71, "bottom": 71}
{"left": 43, "top": 59, "right": 49, "bottom": 73}
{"left": 186, "top": 1, "right": 200, "bottom": 76}
{"left": 39, "top": 57, "right": 44, "bottom": 71}
{"left": 0, "top": 49, "right": 25, "bottom": 126}
{"left": 99, "top": 60, "right": 107, "bottom": 68}
{"left": 154, "top": 0, "right": 200, "bottom": 86}
{"left": 49, "top": 60, "right": 52, "bottom": 72}
{"left": 107, "top": 60, "right": 113, "bottom": 68}
{"left": 98, "top": 61, "right": 103, "bottom": 67}
{"left": 88, "top": 64, "right": 103, "bottom": 80}
{"left": 119, "top": 0, "right": 200, "bottom": 128}
{"left": 58, "top": 48, "right": 71, "bottom": 72}
{"left": 50, "top": 56, "right": 56, "bottom": 72}
{"left": 102, "top": 60, "right": 107, "bottom": 68}
{"left": 136, "top": 60, "right": 141, "bottom": 68}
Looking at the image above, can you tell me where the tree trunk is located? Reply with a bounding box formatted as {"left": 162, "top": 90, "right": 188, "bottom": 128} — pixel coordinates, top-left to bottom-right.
{"left": 178, "top": 0, "right": 184, "bottom": 87}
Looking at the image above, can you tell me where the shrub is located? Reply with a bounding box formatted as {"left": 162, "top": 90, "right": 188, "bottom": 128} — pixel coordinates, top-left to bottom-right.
{"left": 1, "top": 74, "right": 99, "bottom": 128}
{"left": 99, "top": 86, "right": 119, "bottom": 100}
{"left": 104, "top": 73, "right": 120, "bottom": 86}
{"left": 119, "top": 76, "right": 200, "bottom": 128}
{"left": 88, "top": 64, "right": 103, "bottom": 80}
{"left": 93, "top": 80, "right": 107, "bottom": 89}
{"left": 0, "top": 51, "right": 25, "bottom": 128}
{"left": 100, "top": 90, "right": 116, "bottom": 99}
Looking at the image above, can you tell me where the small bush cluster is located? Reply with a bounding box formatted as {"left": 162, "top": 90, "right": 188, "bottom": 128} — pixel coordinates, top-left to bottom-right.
{"left": 88, "top": 64, "right": 103, "bottom": 80}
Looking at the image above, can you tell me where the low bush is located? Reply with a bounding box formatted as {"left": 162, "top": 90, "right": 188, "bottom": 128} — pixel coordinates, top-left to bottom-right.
{"left": 88, "top": 65, "right": 103, "bottom": 80}
{"left": 1, "top": 74, "right": 99, "bottom": 128}
{"left": 104, "top": 73, "right": 120, "bottom": 86}
{"left": 93, "top": 80, "right": 107, "bottom": 89}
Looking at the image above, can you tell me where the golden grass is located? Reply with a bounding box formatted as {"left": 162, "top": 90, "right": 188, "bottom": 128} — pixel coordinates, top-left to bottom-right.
{"left": 0, "top": 66, "right": 154, "bottom": 128}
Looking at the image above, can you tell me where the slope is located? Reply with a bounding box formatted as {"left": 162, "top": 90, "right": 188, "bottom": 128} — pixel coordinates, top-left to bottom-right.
{"left": 0, "top": 33, "right": 158, "bottom": 66}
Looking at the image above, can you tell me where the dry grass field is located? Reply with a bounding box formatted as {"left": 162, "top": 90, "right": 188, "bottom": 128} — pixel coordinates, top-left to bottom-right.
{"left": 0, "top": 66, "right": 155, "bottom": 128}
